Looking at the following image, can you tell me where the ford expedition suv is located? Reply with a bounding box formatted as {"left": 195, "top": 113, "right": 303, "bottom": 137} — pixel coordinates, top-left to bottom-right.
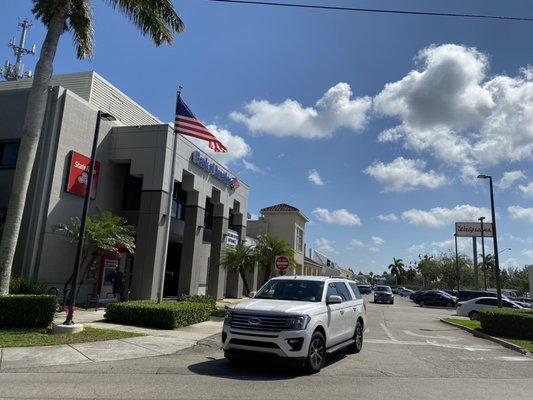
{"left": 222, "top": 276, "right": 366, "bottom": 373}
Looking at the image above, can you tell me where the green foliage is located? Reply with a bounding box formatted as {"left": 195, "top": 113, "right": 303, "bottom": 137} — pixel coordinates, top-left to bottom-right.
{"left": 254, "top": 235, "right": 296, "bottom": 281}
{"left": 388, "top": 258, "right": 405, "bottom": 284}
{"left": 479, "top": 309, "right": 533, "bottom": 340}
{"left": 178, "top": 294, "right": 216, "bottom": 312}
{"left": 0, "top": 295, "right": 57, "bottom": 328}
{"left": 221, "top": 243, "right": 256, "bottom": 293}
{"left": 104, "top": 300, "right": 212, "bottom": 329}
{"left": 9, "top": 276, "right": 48, "bottom": 294}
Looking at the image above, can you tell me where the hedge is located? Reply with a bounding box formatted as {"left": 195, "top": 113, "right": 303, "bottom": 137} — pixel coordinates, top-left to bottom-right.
{"left": 104, "top": 301, "right": 212, "bottom": 329}
{"left": 177, "top": 294, "right": 216, "bottom": 312}
{"left": 9, "top": 277, "right": 48, "bottom": 295}
{"left": 0, "top": 295, "right": 57, "bottom": 328}
{"left": 480, "top": 309, "right": 533, "bottom": 340}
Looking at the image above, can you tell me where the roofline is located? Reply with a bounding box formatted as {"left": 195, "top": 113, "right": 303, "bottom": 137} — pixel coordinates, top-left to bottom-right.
{"left": 261, "top": 209, "right": 310, "bottom": 222}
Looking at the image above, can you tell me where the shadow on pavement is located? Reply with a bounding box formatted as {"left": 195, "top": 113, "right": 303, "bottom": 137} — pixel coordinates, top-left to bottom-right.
{"left": 187, "top": 352, "right": 347, "bottom": 380}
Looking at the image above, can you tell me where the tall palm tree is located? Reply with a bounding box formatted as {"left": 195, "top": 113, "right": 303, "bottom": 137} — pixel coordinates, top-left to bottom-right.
{"left": 388, "top": 258, "right": 405, "bottom": 285}
{"left": 0, "top": 0, "right": 184, "bottom": 294}
{"left": 254, "top": 235, "right": 295, "bottom": 283}
{"left": 220, "top": 243, "right": 255, "bottom": 295}
{"left": 481, "top": 254, "right": 495, "bottom": 290}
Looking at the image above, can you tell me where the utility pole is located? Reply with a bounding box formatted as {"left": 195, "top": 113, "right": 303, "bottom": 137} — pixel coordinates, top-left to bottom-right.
{"left": 1, "top": 19, "right": 36, "bottom": 81}
{"left": 479, "top": 217, "right": 487, "bottom": 290}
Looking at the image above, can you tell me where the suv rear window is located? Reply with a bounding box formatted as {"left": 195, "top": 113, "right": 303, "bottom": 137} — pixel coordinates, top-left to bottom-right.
{"left": 348, "top": 282, "right": 362, "bottom": 299}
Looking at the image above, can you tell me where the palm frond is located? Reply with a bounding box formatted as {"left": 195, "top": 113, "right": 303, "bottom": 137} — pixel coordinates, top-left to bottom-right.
{"left": 69, "top": 0, "right": 94, "bottom": 59}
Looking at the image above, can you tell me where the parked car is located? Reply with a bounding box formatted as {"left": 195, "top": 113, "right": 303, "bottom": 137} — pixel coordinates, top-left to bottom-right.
{"left": 357, "top": 284, "right": 372, "bottom": 294}
{"left": 374, "top": 285, "right": 394, "bottom": 304}
{"left": 400, "top": 288, "right": 414, "bottom": 297}
{"left": 457, "top": 297, "right": 524, "bottom": 320}
{"left": 414, "top": 290, "right": 457, "bottom": 307}
{"left": 458, "top": 290, "right": 509, "bottom": 302}
{"left": 222, "top": 276, "right": 367, "bottom": 373}
{"left": 411, "top": 290, "right": 428, "bottom": 302}
{"left": 392, "top": 286, "right": 403, "bottom": 294}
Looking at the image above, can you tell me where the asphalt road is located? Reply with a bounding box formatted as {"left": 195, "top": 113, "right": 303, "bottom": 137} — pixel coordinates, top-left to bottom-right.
{"left": 1, "top": 296, "right": 532, "bottom": 400}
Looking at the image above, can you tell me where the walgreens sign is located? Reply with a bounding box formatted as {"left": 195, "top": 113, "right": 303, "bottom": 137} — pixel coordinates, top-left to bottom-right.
{"left": 65, "top": 151, "right": 100, "bottom": 199}
{"left": 455, "top": 222, "right": 493, "bottom": 238}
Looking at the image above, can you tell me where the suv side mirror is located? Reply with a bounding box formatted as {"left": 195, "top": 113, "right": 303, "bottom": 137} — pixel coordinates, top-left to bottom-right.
{"left": 327, "top": 295, "right": 342, "bottom": 304}
{"left": 248, "top": 291, "right": 256, "bottom": 298}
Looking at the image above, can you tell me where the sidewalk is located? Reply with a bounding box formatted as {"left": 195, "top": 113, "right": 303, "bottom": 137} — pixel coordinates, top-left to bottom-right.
{"left": 0, "top": 309, "right": 224, "bottom": 371}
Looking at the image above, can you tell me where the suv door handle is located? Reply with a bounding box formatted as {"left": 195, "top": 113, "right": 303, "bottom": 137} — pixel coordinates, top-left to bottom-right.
{"left": 353, "top": 307, "right": 357, "bottom": 311}
{"left": 340, "top": 310, "right": 345, "bottom": 315}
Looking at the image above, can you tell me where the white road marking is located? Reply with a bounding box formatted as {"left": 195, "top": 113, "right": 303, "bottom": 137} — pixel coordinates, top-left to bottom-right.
{"left": 425, "top": 340, "right": 493, "bottom": 352}
{"left": 494, "top": 356, "right": 533, "bottom": 362}
{"left": 380, "top": 323, "right": 397, "bottom": 341}
{"left": 366, "top": 338, "right": 498, "bottom": 352}
{"left": 403, "top": 330, "right": 460, "bottom": 342}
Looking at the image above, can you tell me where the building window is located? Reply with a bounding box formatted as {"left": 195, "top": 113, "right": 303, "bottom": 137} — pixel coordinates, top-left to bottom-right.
{"left": 296, "top": 227, "right": 304, "bottom": 252}
{"left": 172, "top": 182, "right": 187, "bottom": 221}
{"left": 121, "top": 175, "right": 143, "bottom": 211}
{"left": 204, "top": 197, "right": 214, "bottom": 230}
{"left": 0, "top": 141, "right": 20, "bottom": 168}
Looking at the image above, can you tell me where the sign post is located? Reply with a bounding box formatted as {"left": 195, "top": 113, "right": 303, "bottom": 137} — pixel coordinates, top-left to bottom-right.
{"left": 275, "top": 255, "right": 290, "bottom": 276}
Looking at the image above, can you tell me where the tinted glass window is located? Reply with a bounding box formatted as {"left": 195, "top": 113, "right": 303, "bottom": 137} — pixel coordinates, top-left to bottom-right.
{"left": 375, "top": 286, "right": 392, "bottom": 292}
{"left": 349, "top": 282, "right": 362, "bottom": 299}
{"left": 503, "top": 300, "right": 516, "bottom": 308}
{"left": 0, "top": 141, "right": 19, "bottom": 167}
{"left": 476, "top": 298, "right": 497, "bottom": 306}
{"left": 334, "top": 282, "right": 352, "bottom": 301}
{"left": 255, "top": 280, "right": 324, "bottom": 302}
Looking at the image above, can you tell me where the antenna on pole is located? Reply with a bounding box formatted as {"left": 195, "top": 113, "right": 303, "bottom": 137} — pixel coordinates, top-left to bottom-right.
{"left": 1, "top": 19, "right": 36, "bottom": 81}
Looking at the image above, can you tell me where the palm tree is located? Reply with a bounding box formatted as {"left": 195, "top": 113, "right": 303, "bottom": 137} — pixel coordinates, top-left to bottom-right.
{"left": 388, "top": 258, "right": 405, "bottom": 285}
{"left": 481, "top": 254, "right": 495, "bottom": 290}
{"left": 254, "top": 235, "right": 295, "bottom": 283}
{"left": 220, "top": 243, "right": 255, "bottom": 295}
{"left": 0, "top": 0, "right": 184, "bottom": 294}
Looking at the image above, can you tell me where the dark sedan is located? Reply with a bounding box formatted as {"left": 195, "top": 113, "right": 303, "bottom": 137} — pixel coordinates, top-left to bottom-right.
{"left": 374, "top": 285, "right": 394, "bottom": 304}
{"left": 357, "top": 284, "right": 372, "bottom": 294}
{"left": 414, "top": 290, "right": 457, "bottom": 307}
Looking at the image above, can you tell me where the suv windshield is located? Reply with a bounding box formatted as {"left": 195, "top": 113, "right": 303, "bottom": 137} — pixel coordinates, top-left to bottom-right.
{"left": 255, "top": 280, "right": 325, "bottom": 302}
{"left": 375, "top": 286, "right": 391, "bottom": 292}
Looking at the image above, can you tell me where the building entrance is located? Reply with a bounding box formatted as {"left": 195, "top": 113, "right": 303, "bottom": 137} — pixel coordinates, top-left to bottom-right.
{"left": 163, "top": 242, "right": 182, "bottom": 297}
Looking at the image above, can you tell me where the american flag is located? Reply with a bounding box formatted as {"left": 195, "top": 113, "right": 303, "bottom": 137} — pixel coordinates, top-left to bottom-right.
{"left": 174, "top": 96, "right": 228, "bottom": 153}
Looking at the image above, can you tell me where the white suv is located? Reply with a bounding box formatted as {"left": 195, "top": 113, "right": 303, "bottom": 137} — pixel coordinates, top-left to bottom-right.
{"left": 222, "top": 276, "right": 367, "bottom": 373}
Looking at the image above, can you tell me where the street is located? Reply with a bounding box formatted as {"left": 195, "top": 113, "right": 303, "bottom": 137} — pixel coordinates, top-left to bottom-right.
{"left": 1, "top": 296, "right": 531, "bottom": 400}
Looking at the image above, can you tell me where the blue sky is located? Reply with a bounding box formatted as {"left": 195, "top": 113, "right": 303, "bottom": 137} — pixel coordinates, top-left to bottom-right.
{"left": 1, "top": 0, "right": 532, "bottom": 274}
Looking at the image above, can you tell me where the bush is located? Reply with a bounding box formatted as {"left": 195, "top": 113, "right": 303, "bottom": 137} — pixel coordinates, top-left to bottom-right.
{"left": 178, "top": 294, "right": 216, "bottom": 312}
{"left": 104, "top": 300, "right": 212, "bottom": 329}
{"left": 480, "top": 309, "right": 533, "bottom": 340}
{"left": 9, "top": 277, "right": 48, "bottom": 295}
{"left": 0, "top": 295, "right": 57, "bottom": 328}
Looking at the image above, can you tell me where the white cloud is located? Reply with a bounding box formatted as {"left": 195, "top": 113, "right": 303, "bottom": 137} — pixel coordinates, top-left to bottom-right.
{"left": 459, "top": 165, "right": 482, "bottom": 185}
{"left": 374, "top": 44, "right": 533, "bottom": 168}
{"left": 496, "top": 170, "right": 525, "bottom": 189}
{"left": 308, "top": 169, "right": 325, "bottom": 186}
{"left": 377, "top": 213, "right": 399, "bottom": 222}
{"left": 191, "top": 124, "right": 251, "bottom": 166}
{"left": 521, "top": 249, "right": 533, "bottom": 259}
{"left": 242, "top": 159, "right": 264, "bottom": 174}
{"left": 315, "top": 238, "right": 337, "bottom": 254}
{"left": 408, "top": 243, "right": 427, "bottom": 254}
{"left": 230, "top": 83, "right": 372, "bottom": 139}
{"left": 508, "top": 206, "right": 533, "bottom": 223}
{"left": 371, "top": 236, "right": 385, "bottom": 246}
{"left": 364, "top": 157, "right": 447, "bottom": 192}
{"left": 312, "top": 208, "right": 362, "bottom": 226}
{"left": 401, "top": 204, "right": 490, "bottom": 228}
{"left": 518, "top": 182, "right": 533, "bottom": 198}
{"left": 349, "top": 237, "right": 384, "bottom": 252}
{"left": 349, "top": 239, "right": 365, "bottom": 248}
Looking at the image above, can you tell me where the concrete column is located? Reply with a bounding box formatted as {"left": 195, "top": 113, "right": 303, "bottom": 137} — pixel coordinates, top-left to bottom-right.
{"left": 207, "top": 203, "right": 228, "bottom": 299}
{"left": 245, "top": 261, "right": 259, "bottom": 292}
{"left": 178, "top": 191, "right": 205, "bottom": 296}
{"left": 131, "top": 190, "right": 168, "bottom": 300}
{"left": 225, "top": 213, "right": 245, "bottom": 298}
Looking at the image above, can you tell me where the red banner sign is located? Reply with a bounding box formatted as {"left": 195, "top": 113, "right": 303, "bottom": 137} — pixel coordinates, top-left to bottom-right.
{"left": 65, "top": 151, "right": 100, "bottom": 199}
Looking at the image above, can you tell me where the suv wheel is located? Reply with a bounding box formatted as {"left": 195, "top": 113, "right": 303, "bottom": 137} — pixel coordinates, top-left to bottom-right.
{"left": 469, "top": 311, "right": 480, "bottom": 321}
{"left": 305, "top": 332, "right": 326, "bottom": 373}
{"left": 419, "top": 300, "right": 425, "bottom": 307}
{"left": 347, "top": 320, "right": 364, "bottom": 354}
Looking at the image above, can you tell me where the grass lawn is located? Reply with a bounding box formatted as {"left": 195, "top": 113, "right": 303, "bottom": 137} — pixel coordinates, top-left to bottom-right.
{"left": 444, "top": 317, "right": 533, "bottom": 353}
{"left": 0, "top": 326, "right": 142, "bottom": 348}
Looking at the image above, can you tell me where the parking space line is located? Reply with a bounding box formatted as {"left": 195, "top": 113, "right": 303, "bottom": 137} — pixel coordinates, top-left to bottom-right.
{"left": 403, "top": 330, "right": 460, "bottom": 342}
{"left": 380, "top": 323, "right": 397, "bottom": 341}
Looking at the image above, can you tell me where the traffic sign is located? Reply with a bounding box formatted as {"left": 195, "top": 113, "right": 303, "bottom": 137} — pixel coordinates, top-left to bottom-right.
{"left": 275, "top": 255, "right": 290, "bottom": 272}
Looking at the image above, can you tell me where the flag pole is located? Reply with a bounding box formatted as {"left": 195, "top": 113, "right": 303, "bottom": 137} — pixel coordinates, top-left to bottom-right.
{"left": 157, "top": 86, "right": 182, "bottom": 303}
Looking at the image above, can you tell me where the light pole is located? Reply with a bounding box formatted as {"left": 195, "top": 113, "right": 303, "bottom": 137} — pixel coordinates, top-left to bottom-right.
{"left": 499, "top": 247, "right": 511, "bottom": 255}
{"left": 454, "top": 233, "right": 460, "bottom": 292}
{"left": 64, "top": 111, "right": 116, "bottom": 325}
{"left": 479, "top": 216, "right": 487, "bottom": 291}
{"left": 477, "top": 175, "right": 502, "bottom": 308}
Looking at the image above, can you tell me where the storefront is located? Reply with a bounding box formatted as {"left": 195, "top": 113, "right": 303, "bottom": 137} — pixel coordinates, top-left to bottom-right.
{"left": 0, "top": 71, "right": 249, "bottom": 301}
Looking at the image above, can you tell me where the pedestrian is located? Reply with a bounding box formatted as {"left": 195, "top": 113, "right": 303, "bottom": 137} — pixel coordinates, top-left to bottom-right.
{"left": 110, "top": 266, "right": 125, "bottom": 302}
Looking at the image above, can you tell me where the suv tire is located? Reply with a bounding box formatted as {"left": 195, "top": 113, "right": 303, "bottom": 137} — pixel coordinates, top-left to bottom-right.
{"left": 347, "top": 320, "right": 364, "bottom": 354}
{"left": 305, "top": 331, "right": 326, "bottom": 374}
{"left": 469, "top": 311, "right": 480, "bottom": 320}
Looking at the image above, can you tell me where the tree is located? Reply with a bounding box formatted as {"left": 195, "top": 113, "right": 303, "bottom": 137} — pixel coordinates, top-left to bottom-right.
{"left": 417, "top": 254, "right": 438, "bottom": 288}
{"left": 55, "top": 210, "right": 135, "bottom": 299}
{"left": 254, "top": 235, "right": 295, "bottom": 283}
{"left": 481, "top": 254, "right": 495, "bottom": 290}
{"left": 221, "top": 243, "right": 255, "bottom": 295}
{"left": 0, "top": 0, "right": 185, "bottom": 294}
{"left": 388, "top": 258, "right": 405, "bottom": 285}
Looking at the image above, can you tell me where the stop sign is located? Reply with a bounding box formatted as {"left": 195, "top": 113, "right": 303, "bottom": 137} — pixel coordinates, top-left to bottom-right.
{"left": 275, "top": 255, "right": 290, "bottom": 272}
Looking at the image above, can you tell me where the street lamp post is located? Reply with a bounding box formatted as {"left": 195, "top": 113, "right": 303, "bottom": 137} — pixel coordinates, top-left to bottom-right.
{"left": 477, "top": 175, "right": 502, "bottom": 308}
{"left": 478, "top": 216, "right": 487, "bottom": 291}
{"left": 64, "top": 111, "right": 116, "bottom": 325}
{"left": 454, "top": 233, "right": 460, "bottom": 292}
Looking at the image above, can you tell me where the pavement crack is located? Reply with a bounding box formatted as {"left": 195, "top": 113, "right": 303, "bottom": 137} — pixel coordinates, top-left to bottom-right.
{"left": 67, "top": 344, "right": 94, "bottom": 362}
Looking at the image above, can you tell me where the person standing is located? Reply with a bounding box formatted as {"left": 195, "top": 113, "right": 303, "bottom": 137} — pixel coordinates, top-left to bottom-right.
{"left": 110, "top": 266, "right": 125, "bottom": 302}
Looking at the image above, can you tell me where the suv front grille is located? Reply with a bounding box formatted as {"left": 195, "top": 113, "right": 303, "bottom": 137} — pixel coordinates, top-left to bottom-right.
{"left": 229, "top": 313, "right": 292, "bottom": 331}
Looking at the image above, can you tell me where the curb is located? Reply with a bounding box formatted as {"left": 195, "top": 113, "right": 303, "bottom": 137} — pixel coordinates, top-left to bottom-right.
{"left": 440, "top": 318, "right": 529, "bottom": 356}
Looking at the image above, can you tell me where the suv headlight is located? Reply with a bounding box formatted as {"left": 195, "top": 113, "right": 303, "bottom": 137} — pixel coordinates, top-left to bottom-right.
{"left": 288, "top": 315, "right": 310, "bottom": 330}
{"left": 224, "top": 309, "right": 232, "bottom": 323}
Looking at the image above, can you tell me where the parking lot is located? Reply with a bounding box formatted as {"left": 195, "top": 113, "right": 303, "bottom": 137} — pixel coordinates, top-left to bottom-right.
{"left": 0, "top": 295, "right": 532, "bottom": 400}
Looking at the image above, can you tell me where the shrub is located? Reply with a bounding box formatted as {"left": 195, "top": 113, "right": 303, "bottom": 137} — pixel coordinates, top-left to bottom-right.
{"left": 480, "top": 309, "right": 533, "bottom": 340}
{"left": 9, "top": 277, "right": 48, "bottom": 295}
{"left": 178, "top": 294, "right": 216, "bottom": 312}
{"left": 0, "top": 295, "right": 57, "bottom": 328}
{"left": 104, "top": 300, "right": 212, "bottom": 329}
